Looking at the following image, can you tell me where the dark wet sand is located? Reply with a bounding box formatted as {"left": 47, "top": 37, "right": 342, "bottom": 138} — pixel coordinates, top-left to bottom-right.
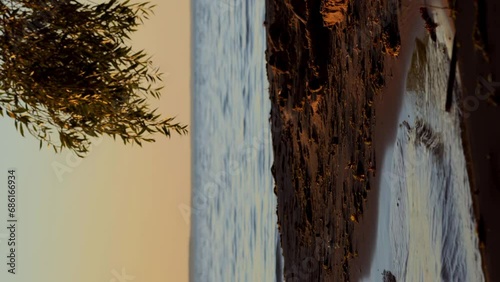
{"left": 453, "top": 0, "right": 500, "bottom": 280}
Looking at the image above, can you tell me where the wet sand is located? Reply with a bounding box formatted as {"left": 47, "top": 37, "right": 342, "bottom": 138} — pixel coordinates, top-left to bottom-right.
{"left": 453, "top": 0, "right": 500, "bottom": 280}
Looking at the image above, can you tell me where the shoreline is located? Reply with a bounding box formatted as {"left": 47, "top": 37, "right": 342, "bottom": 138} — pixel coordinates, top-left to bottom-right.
{"left": 349, "top": 0, "right": 426, "bottom": 279}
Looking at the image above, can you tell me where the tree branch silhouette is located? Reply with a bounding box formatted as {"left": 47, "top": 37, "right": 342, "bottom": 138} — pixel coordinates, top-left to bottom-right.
{"left": 0, "top": 0, "right": 187, "bottom": 157}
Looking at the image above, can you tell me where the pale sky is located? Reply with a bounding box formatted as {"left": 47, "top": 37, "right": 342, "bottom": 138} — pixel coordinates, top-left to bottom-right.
{"left": 0, "top": 1, "right": 191, "bottom": 281}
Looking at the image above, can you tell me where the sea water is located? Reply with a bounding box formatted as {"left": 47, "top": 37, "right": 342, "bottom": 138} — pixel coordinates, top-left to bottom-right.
{"left": 365, "top": 30, "right": 485, "bottom": 282}
{"left": 190, "top": 0, "right": 284, "bottom": 281}
{"left": 387, "top": 37, "right": 484, "bottom": 282}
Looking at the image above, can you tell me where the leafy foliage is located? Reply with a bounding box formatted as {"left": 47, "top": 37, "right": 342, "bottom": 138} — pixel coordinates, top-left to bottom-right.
{"left": 0, "top": 0, "right": 187, "bottom": 156}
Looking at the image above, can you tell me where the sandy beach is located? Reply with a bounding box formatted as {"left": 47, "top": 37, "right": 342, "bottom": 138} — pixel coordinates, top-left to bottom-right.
{"left": 265, "top": 0, "right": 499, "bottom": 280}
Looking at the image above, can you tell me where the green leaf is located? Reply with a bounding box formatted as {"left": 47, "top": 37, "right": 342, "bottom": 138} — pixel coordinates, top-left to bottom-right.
{"left": 0, "top": 1, "right": 184, "bottom": 156}
{"left": 12, "top": 108, "right": 27, "bottom": 114}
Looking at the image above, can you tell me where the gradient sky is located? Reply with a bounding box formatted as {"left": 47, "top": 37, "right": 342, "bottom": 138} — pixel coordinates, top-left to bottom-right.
{"left": 0, "top": 1, "right": 191, "bottom": 281}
